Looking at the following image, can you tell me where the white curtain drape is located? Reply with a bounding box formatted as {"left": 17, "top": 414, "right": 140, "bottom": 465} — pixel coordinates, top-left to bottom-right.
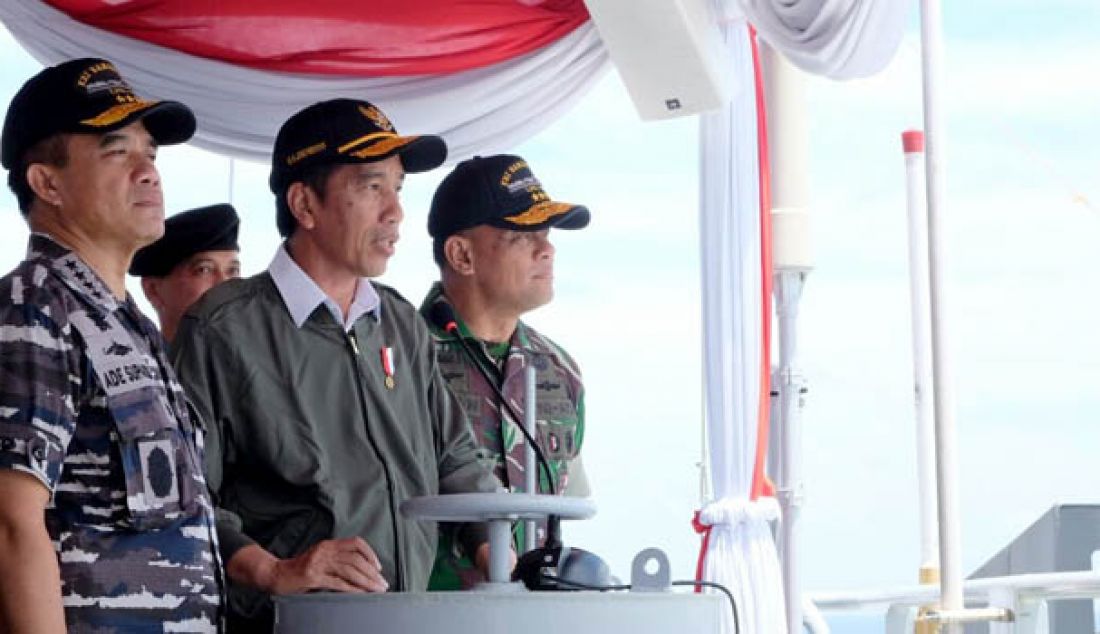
{"left": 698, "top": 17, "right": 787, "bottom": 634}
{"left": 697, "top": 3, "right": 907, "bottom": 634}
{"left": 738, "top": 0, "right": 910, "bottom": 78}
{"left": 0, "top": 0, "right": 610, "bottom": 164}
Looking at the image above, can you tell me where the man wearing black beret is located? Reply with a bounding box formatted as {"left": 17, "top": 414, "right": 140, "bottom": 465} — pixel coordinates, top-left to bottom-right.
{"left": 131, "top": 203, "right": 242, "bottom": 342}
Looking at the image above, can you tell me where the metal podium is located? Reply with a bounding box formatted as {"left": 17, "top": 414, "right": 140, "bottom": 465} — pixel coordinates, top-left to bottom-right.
{"left": 273, "top": 493, "right": 724, "bottom": 633}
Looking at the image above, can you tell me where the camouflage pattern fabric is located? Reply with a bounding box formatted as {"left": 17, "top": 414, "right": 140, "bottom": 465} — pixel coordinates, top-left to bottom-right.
{"left": 420, "top": 283, "right": 584, "bottom": 590}
{"left": 0, "top": 235, "right": 223, "bottom": 632}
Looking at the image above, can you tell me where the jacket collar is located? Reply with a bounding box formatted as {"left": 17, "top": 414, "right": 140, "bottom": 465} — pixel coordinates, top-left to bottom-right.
{"left": 267, "top": 242, "right": 380, "bottom": 329}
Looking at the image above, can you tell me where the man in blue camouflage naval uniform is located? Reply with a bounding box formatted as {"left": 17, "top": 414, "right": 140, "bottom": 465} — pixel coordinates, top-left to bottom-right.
{"left": 0, "top": 59, "right": 223, "bottom": 632}
{"left": 422, "top": 154, "right": 590, "bottom": 589}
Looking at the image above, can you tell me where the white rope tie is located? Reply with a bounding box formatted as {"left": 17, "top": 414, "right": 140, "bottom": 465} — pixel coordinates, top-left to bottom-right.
{"left": 699, "top": 495, "right": 781, "bottom": 528}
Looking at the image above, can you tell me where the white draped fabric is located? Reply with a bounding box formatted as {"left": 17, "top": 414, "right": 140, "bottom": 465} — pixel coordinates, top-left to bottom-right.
{"left": 695, "top": 3, "right": 907, "bottom": 633}
{"left": 698, "top": 18, "right": 787, "bottom": 634}
{"left": 0, "top": 0, "right": 610, "bottom": 164}
{"left": 739, "top": 0, "right": 910, "bottom": 78}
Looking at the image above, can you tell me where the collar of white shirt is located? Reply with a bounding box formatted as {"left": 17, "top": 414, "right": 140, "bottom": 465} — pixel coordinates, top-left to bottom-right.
{"left": 267, "top": 243, "right": 381, "bottom": 330}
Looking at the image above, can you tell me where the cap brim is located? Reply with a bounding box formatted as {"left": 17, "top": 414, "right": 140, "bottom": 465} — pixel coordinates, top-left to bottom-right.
{"left": 272, "top": 132, "right": 447, "bottom": 195}
{"left": 397, "top": 135, "right": 448, "bottom": 173}
{"left": 140, "top": 101, "right": 198, "bottom": 146}
{"left": 492, "top": 201, "right": 591, "bottom": 231}
{"left": 347, "top": 133, "right": 447, "bottom": 173}
{"left": 77, "top": 99, "right": 196, "bottom": 146}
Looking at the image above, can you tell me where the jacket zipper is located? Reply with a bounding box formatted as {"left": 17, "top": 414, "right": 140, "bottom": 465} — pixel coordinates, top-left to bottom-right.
{"left": 346, "top": 331, "right": 405, "bottom": 590}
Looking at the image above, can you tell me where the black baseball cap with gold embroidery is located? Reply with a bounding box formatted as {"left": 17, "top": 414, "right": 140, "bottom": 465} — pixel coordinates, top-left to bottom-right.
{"left": 428, "top": 154, "right": 590, "bottom": 240}
{"left": 268, "top": 98, "right": 447, "bottom": 196}
{"left": 1, "top": 58, "right": 195, "bottom": 170}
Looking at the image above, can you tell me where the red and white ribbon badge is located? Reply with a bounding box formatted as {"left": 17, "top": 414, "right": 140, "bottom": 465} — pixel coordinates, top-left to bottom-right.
{"left": 380, "top": 346, "right": 396, "bottom": 389}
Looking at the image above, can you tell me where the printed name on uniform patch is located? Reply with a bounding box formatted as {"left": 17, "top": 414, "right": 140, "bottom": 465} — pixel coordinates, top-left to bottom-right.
{"left": 102, "top": 362, "right": 160, "bottom": 388}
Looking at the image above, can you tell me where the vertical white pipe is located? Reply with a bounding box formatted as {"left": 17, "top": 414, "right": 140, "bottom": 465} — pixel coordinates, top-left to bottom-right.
{"left": 919, "top": 0, "right": 964, "bottom": 630}
{"left": 901, "top": 130, "right": 940, "bottom": 582}
{"left": 763, "top": 42, "right": 812, "bottom": 634}
{"left": 762, "top": 47, "right": 809, "bottom": 211}
{"left": 487, "top": 520, "right": 512, "bottom": 583}
{"left": 766, "top": 367, "right": 780, "bottom": 497}
{"left": 227, "top": 157, "right": 235, "bottom": 205}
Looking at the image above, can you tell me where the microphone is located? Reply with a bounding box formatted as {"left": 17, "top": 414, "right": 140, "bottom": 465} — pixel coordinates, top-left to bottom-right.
{"left": 426, "top": 301, "right": 576, "bottom": 589}
{"left": 427, "top": 301, "right": 607, "bottom": 591}
{"left": 426, "top": 303, "right": 559, "bottom": 495}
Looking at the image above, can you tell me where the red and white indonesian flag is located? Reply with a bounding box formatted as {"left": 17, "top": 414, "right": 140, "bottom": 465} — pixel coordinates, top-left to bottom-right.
{"left": 0, "top": 0, "right": 610, "bottom": 162}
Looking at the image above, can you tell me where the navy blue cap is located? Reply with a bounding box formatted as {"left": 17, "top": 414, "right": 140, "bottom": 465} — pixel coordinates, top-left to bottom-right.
{"left": 2, "top": 58, "right": 195, "bottom": 170}
{"left": 270, "top": 98, "right": 447, "bottom": 235}
{"left": 428, "top": 154, "right": 589, "bottom": 240}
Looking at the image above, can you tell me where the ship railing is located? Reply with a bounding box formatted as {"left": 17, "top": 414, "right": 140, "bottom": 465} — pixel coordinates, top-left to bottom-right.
{"left": 807, "top": 570, "right": 1100, "bottom": 633}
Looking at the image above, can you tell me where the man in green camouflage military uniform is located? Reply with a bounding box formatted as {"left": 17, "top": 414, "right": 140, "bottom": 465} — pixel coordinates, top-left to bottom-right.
{"left": 0, "top": 59, "right": 223, "bottom": 632}
{"left": 422, "top": 154, "right": 589, "bottom": 589}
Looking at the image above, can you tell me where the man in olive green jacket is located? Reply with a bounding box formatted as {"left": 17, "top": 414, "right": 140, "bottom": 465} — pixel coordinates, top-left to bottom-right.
{"left": 172, "top": 99, "right": 500, "bottom": 632}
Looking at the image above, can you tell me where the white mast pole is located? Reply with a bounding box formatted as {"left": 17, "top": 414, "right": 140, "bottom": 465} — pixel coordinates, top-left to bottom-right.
{"left": 919, "top": 0, "right": 965, "bottom": 630}
{"left": 227, "top": 157, "right": 236, "bottom": 205}
{"left": 762, "top": 42, "right": 812, "bottom": 634}
{"left": 901, "top": 130, "right": 940, "bottom": 587}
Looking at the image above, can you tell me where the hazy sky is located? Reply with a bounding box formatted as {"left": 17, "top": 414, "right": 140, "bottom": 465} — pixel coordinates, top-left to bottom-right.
{"left": 1, "top": 0, "right": 1099, "bottom": 609}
